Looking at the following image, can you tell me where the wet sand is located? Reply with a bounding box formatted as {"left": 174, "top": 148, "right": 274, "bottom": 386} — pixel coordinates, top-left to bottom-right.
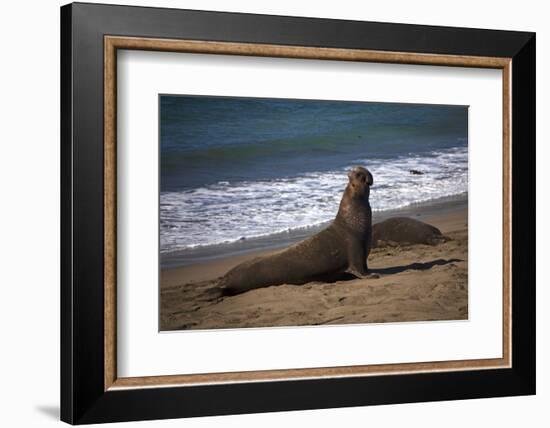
{"left": 160, "top": 205, "right": 468, "bottom": 331}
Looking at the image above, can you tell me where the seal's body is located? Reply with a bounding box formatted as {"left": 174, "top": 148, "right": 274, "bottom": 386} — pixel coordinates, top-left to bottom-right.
{"left": 371, "top": 217, "right": 446, "bottom": 248}
{"left": 220, "top": 167, "right": 374, "bottom": 295}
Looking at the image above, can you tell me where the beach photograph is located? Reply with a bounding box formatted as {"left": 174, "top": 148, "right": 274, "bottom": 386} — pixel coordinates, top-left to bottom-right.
{"left": 159, "top": 95, "right": 468, "bottom": 331}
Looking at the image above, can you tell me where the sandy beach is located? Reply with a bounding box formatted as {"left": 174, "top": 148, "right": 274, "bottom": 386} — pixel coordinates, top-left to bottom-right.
{"left": 160, "top": 200, "right": 468, "bottom": 331}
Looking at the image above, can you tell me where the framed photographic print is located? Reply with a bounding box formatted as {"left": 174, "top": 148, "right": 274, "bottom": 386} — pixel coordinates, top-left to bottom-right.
{"left": 60, "top": 2, "right": 536, "bottom": 424}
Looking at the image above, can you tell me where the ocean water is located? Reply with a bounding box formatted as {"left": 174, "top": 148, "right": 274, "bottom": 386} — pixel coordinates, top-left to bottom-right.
{"left": 160, "top": 95, "right": 468, "bottom": 260}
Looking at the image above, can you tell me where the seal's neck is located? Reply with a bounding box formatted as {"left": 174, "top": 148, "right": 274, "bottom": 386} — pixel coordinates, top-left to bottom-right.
{"left": 343, "top": 183, "right": 370, "bottom": 203}
{"left": 335, "top": 184, "right": 371, "bottom": 232}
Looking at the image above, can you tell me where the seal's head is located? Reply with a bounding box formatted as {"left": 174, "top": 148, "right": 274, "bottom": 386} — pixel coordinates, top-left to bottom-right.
{"left": 347, "top": 166, "right": 373, "bottom": 200}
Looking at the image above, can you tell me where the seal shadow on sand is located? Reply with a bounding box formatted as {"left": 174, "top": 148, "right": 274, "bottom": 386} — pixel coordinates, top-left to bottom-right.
{"left": 303, "top": 257, "right": 464, "bottom": 284}
{"left": 369, "top": 257, "right": 463, "bottom": 276}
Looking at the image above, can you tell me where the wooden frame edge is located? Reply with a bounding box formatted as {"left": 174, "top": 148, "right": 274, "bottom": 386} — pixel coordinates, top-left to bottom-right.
{"left": 104, "top": 37, "right": 117, "bottom": 390}
{"left": 106, "top": 35, "right": 511, "bottom": 68}
{"left": 103, "top": 35, "right": 513, "bottom": 391}
{"left": 110, "top": 357, "right": 508, "bottom": 390}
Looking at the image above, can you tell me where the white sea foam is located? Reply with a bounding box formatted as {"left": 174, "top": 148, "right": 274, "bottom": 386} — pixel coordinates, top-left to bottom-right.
{"left": 160, "top": 146, "right": 467, "bottom": 253}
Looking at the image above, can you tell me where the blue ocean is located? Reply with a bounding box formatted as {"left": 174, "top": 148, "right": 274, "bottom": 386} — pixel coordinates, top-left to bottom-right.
{"left": 160, "top": 95, "right": 468, "bottom": 264}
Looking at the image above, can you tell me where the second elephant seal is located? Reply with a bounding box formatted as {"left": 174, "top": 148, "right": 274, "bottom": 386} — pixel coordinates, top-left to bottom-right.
{"left": 219, "top": 166, "right": 375, "bottom": 295}
{"left": 371, "top": 217, "right": 447, "bottom": 247}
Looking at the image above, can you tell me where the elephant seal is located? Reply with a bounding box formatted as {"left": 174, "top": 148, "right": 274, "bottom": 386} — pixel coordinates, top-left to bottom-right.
{"left": 220, "top": 166, "right": 374, "bottom": 295}
{"left": 371, "top": 217, "right": 447, "bottom": 248}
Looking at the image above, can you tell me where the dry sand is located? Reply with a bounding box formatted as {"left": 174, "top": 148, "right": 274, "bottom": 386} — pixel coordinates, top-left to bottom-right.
{"left": 160, "top": 207, "right": 468, "bottom": 331}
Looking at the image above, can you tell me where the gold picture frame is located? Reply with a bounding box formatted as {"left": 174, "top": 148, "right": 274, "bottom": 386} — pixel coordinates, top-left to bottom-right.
{"left": 103, "top": 36, "right": 512, "bottom": 391}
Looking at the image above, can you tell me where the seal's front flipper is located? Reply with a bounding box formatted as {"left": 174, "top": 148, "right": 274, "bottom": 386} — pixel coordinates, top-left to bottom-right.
{"left": 345, "top": 268, "right": 380, "bottom": 280}
{"left": 346, "top": 268, "right": 366, "bottom": 279}
{"left": 346, "top": 239, "right": 368, "bottom": 278}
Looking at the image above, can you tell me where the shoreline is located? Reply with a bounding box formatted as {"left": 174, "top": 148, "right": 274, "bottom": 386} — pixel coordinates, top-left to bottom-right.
{"left": 161, "top": 192, "right": 467, "bottom": 269}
